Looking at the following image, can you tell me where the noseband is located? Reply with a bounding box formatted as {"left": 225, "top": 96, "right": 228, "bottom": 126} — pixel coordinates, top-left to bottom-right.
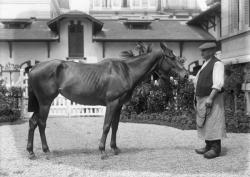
{"left": 153, "top": 54, "right": 175, "bottom": 80}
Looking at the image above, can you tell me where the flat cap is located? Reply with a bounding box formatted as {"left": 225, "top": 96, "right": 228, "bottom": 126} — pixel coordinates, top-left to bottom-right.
{"left": 198, "top": 42, "right": 217, "bottom": 50}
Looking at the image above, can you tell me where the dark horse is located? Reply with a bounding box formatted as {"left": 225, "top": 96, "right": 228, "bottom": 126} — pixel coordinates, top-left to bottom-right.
{"left": 27, "top": 43, "right": 188, "bottom": 159}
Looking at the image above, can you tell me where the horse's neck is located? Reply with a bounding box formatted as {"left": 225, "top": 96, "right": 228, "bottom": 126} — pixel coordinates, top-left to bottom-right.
{"left": 126, "top": 51, "right": 162, "bottom": 84}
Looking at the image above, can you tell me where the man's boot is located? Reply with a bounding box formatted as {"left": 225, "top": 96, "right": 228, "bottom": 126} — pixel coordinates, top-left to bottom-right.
{"left": 204, "top": 140, "right": 221, "bottom": 159}
{"left": 195, "top": 140, "right": 210, "bottom": 154}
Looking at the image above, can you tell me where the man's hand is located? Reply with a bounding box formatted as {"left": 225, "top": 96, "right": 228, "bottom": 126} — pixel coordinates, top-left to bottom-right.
{"left": 206, "top": 89, "right": 220, "bottom": 109}
{"left": 205, "top": 96, "right": 213, "bottom": 108}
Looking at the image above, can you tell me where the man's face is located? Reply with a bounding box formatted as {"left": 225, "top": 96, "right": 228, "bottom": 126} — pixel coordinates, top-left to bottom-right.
{"left": 201, "top": 48, "right": 216, "bottom": 60}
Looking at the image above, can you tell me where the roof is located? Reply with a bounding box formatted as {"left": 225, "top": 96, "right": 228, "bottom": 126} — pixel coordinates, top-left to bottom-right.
{"left": 47, "top": 10, "right": 103, "bottom": 34}
{"left": 0, "top": 20, "right": 58, "bottom": 41}
{"left": 0, "top": 19, "right": 32, "bottom": 24}
{"left": 93, "top": 20, "right": 216, "bottom": 42}
{"left": 187, "top": 2, "right": 221, "bottom": 25}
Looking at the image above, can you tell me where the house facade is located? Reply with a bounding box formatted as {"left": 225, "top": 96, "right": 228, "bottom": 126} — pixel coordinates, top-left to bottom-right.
{"left": 0, "top": 0, "right": 215, "bottom": 86}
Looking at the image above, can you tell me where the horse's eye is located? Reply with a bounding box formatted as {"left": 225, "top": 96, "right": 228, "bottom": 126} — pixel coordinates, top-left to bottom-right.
{"left": 170, "top": 56, "right": 176, "bottom": 61}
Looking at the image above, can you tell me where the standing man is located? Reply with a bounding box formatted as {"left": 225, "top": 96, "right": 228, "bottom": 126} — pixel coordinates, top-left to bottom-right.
{"left": 193, "top": 42, "right": 226, "bottom": 159}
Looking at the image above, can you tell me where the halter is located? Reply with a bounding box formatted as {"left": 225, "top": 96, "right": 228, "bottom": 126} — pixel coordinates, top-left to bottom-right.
{"left": 153, "top": 52, "right": 175, "bottom": 80}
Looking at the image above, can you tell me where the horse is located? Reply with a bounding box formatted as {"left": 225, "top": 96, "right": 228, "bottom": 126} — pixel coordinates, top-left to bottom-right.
{"left": 26, "top": 43, "right": 189, "bottom": 159}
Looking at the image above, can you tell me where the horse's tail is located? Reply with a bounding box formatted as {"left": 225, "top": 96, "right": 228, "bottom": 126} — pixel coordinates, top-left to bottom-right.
{"left": 27, "top": 74, "right": 39, "bottom": 113}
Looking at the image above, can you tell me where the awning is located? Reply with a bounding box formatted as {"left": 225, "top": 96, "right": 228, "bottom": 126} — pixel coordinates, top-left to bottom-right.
{"left": 47, "top": 10, "right": 103, "bottom": 34}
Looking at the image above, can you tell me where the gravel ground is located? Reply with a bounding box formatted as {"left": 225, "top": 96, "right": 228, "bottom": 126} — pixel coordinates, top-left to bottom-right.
{"left": 0, "top": 117, "right": 249, "bottom": 177}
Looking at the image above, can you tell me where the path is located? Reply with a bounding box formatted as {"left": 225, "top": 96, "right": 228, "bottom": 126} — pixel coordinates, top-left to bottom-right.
{"left": 0, "top": 117, "right": 249, "bottom": 177}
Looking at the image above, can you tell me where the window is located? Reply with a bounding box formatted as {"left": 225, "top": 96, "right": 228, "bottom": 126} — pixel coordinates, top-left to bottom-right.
{"left": 112, "top": 0, "right": 122, "bottom": 8}
{"left": 92, "top": 0, "right": 122, "bottom": 9}
{"left": 122, "top": 0, "right": 130, "bottom": 7}
{"left": 149, "top": 0, "right": 157, "bottom": 8}
{"left": 91, "top": 0, "right": 157, "bottom": 9}
{"left": 229, "top": 0, "right": 239, "bottom": 33}
{"left": 92, "top": 0, "right": 102, "bottom": 9}
{"left": 247, "top": 0, "right": 250, "bottom": 26}
{"left": 68, "top": 21, "right": 84, "bottom": 58}
{"left": 130, "top": 0, "right": 157, "bottom": 9}
{"left": 2, "top": 21, "right": 31, "bottom": 29}
{"left": 124, "top": 20, "right": 152, "bottom": 29}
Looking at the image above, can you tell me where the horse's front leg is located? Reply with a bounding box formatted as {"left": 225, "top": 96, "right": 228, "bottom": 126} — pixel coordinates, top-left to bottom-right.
{"left": 110, "top": 106, "right": 122, "bottom": 155}
{"left": 99, "top": 100, "right": 119, "bottom": 159}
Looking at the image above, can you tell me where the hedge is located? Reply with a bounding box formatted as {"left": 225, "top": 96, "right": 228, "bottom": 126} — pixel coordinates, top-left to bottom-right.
{"left": 0, "top": 79, "right": 22, "bottom": 123}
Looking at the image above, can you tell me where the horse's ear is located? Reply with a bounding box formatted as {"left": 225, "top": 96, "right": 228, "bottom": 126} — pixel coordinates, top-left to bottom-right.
{"left": 160, "top": 42, "right": 168, "bottom": 52}
{"left": 147, "top": 43, "right": 152, "bottom": 53}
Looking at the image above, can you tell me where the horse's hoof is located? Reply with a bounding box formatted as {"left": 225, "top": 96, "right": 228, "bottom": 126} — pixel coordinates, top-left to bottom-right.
{"left": 112, "top": 148, "right": 121, "bottom": 155}
{"left": 43, "top": 148, "right": 50, "bottom": 153}
{"left": 100, "top": 151, "right": 108, "bottom": 160}
{"left": 28, "top": 152, "right": 36, "bottom": 160}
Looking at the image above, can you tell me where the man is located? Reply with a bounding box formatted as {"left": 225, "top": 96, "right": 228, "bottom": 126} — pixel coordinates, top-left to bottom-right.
{"left": 193, "top": 42, "right": 226, "bottom": 159}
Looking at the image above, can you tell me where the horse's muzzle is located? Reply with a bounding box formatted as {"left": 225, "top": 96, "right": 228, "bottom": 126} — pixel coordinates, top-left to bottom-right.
{"left": 184, "top": 73, "right": 189, "bottom": 80}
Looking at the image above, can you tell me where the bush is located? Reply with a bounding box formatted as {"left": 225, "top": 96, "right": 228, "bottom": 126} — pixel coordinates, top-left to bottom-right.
{"left": 120, "top": 43, "right": 249, "bottom": 133}
{"left": 0, "top": 79, "right": 22, "bottom": 123}
{"left": 121, "top": 63, "right": 250, "bottom": 133}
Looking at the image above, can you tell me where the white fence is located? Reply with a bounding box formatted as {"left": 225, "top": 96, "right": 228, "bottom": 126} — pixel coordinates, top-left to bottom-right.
{"left": 49, "top": 94, "right": 106, "bottom": 117}
{"left": 19, "top": 69, "right": 106, "bottom": 118}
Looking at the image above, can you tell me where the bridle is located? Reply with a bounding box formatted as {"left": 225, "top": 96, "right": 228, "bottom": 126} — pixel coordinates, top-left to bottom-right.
{"left": 153, "top": 52, "right": 176, "bottom": 80}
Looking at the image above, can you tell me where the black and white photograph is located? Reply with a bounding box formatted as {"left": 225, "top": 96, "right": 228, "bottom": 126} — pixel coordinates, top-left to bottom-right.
{"left": 0, "top": 0, "right": 249, "bottom": 176}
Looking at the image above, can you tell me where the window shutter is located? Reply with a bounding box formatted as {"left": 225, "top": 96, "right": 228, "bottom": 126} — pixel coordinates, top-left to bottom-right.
{"left": 245, "top": 0, "right": 250, "bottom": 26}
{"left": 230, "top": 0, "right": 239, "bottom": 33}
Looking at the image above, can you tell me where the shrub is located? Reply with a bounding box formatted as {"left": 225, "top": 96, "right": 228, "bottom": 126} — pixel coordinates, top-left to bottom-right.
{"left": 120, "top": 44, "right": 249, "bottom": 133}
{"left": 0, "top": 79, "right": 22, "bottom": 122}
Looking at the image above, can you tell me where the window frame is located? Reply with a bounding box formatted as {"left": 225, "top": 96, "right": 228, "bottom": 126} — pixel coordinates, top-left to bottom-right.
{"left": 68, "top": 20, "right": 84, "bottom": 58}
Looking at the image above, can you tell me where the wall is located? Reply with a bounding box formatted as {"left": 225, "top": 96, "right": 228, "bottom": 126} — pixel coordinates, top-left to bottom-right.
{"left": 182, "top": 42, "right": 203, "bottom": 64}
{"left": 221, "top": 32, "right": 250, "bottom": 60}
{"left": 50, "top": 18, "right": 103, "bottom": 62}
{"left": 104, "top": 42, "right": 180, "bottom": 58}
{"left": 104, "top": 41, "right": 202, "bottom": 67}
{"left": 0, "top": 42, "right": 48, "bottom": 65}
{"left": 0, "top": 42, "right": 9, "bottom": 66}
{"left": 0, "top": 41, "right": 48, "bottom": 85}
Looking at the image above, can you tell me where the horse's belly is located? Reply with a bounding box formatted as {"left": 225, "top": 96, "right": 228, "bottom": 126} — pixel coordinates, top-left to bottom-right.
{"left": 58, "top": 80, "right": 106, "bottom": 106}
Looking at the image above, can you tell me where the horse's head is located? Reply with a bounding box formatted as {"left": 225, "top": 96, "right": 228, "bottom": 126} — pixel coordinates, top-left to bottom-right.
{"left": 157, "top": 42, "right": 189, "bottom": 80}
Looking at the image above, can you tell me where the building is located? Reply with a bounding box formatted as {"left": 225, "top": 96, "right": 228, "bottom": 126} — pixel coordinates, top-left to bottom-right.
{"left": 188, "top": 0, "right": 250, "bottom": 114}
{"left": 0, "top": 0, "right": 214, "bottom": 86}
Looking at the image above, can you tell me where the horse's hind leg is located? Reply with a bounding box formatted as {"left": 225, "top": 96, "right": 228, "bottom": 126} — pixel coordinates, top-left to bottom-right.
{"left": 37, "top": 104, "right": 51, "bottom": 153}
{"left": 110, "top": 106, "right": 122, "bottom": 155}
{"left": 99, "top": 99, "right": 119, "bottom": 159}
{"left": 27, "top": 113, "right": 39, "bottom": 159}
